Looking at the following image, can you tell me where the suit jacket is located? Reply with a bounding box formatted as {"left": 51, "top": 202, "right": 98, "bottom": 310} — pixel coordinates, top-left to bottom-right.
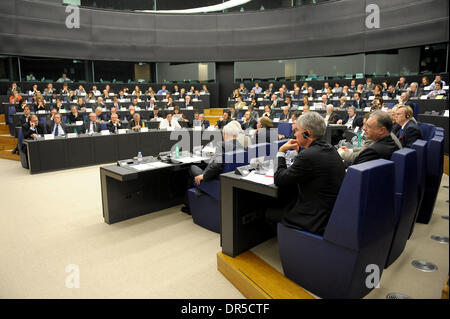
{"left": 324, "top": 112, "right": 339, "bottom": 124}
{"left": 279, "top": 112, "right": 291, "bottom": 121}
{"left": 47, "top": 122, "right": 67, "bottom": 135}
{"left": 149, "top": 111, "right": 164, "bottom": 120}
{"left": 392, "top": 123, "right": 401, "bottom": 135}
{"left": 19, "top": 114, "right": 31, "bottom": 126}
{"left": 106, "top": 121, "right": 124, "bottom": 133}
{"left": 200, "top": 120, "right": 210, "bottom": 130}
{"left": 82, "top": 121, "right": 101, "bottom": 134}
{"left": 202, "top": 139, "right": 244, "bottom": 181}
{"left": 353, "top": 99, "right": 367, "bottom": 109}
{"left": 129, "top": 120, "right": 145, "bottom": 130}
{"left": 241, "top": 119, "right": 257, "bottom": 131}
{"left": 396, "top": 120, "right": 423, "bottom": 148}
{"left": 68, "top": 113, "right": 83, "bottom": 124}
{"left": 341, "top": 114, "right": 363, "bottom": 129}
{"left": 353, "top": 135, "right": 400, "bottom": 165}
{"left": 274, "top": 139, "right": 345, "bottom": 235}
{"left": 22, "top": 122, "right": 47, "bottom": 139}
{"left": 216, "top": 118, "right": 231, "bottom": 129}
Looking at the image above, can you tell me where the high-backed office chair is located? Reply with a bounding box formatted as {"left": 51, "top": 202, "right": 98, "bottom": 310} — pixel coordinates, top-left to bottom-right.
{"left": 408, "top": 140, "right": 428, "bottom": 238}
{"left": 278, "top": 159, "right": 395, "bottom": 299}
{"left": 435, "top": 127, "right": 444, "bottom": 136}
{"left": 7, "top": 106, "right": 16, "bottom": 134}
{"left": 277, "top": 122, "right": 292, "bottom": 138}
{"left": 385, "top": 149, "right": 418, "bottom": 267}
{"left": 188, "top": 149, "right": 249, "bottom": 233}
{"left": 100, "top": 123, "right": 108, "bottom": 131}
{"left": 416, "top": 135, "right": 444, "bottom": 224}
{"left": 417, "top": 122, "right": 436, "bottom": 141}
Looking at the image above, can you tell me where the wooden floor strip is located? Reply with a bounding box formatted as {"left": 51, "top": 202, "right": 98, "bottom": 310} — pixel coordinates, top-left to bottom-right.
{"left": 217, "top": 251, "right": 316, "bottom": 299}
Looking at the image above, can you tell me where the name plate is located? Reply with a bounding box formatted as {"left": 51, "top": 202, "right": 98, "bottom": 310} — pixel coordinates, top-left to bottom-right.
{"left": 259, "top": 106, "right": 265, "bottom": 110}
{"left": 257, "top": 98, "right": 263, "bottom": 101}
{"left": 37, "top": 110, "right": 46, "bottom": 114}
{"left": 420, "top": 95, "right": 428, "bottom": 100}
{"left": 120, "top": 108, "right": 127, "bottom": 111}
{"left": 67, "top": 133, "right": 77, "bottom": 138}
{"left": 106, "top": 99, "right": 112, "bottom": 103}
{"left": 273, "top": 118, "right": 280, "bottom": 123}
{"left": 140, "top": 127, "right": 149, "bottom": 132}
{"left": 44, "top": 134, "right": 54, "bottom": 140}
{"left": 368, "top": 96, "right": 375, "bottom": 100}
{"left": 242, "top": 106, "right": 248, "bottom": 110}
{"left": 383, "top": 95, "right": 389, "bottom": 100}
{"left": 364, "top": 107, "right": 371, "bottom": 112}
{"left": 118, "top": 129, "right": 127, "bottom": 134}
{"left": 192, "top": 99, "right": 199, "bottom": 101}
{"left": 178, "top": 98, "right": 185, "bottom": 101}
{"left": 168, "top": 107, "right": 174, "bottom": 110}
{"left": 60, "top": 109, "right": 67, "bottom": 113}
{"left": 162, "top": 99, "right": 168, "bottom": 102}
{"left": 135, "top": 107, "right": 141, "bottom": 111}
{"left": 80, "top": 92, "right": 86, "bottom": 96}
{"left": 443, "top": 110, "right": 449, "bottom": 117}
{"left": 187, "top": 106, "right": 194, "bottom": 110}
{"left": 75, "top": 121, "right": 83, "bottom": 126}
{"left": 85, "top": 108, "right": 93, "bottom": 113}
{"left": 100, "top": 130, "right": 110, "bottom": 135}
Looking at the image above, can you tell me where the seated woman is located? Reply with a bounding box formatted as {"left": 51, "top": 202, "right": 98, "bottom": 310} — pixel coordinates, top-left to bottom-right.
{"left": 35, "top": 98, "right": 48, "bottom": 111}
{"left": 173, "top": 106, "right": 182, "bottom": 119}
{"left": 76, "top": 97, "right": 86, "bottom": 111}
{"left": 132, "top": 85, "right": 141, "bottom": 96}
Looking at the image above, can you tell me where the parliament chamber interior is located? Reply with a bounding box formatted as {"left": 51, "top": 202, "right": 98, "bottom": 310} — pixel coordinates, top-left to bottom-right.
{"left": 0, "top": 0, "right": 448, "bottom": 304}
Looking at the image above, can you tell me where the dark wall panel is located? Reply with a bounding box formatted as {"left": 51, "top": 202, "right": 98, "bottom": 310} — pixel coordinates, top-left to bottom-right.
{"left": 0, "top": 0, "right": 448, "bottom": 62}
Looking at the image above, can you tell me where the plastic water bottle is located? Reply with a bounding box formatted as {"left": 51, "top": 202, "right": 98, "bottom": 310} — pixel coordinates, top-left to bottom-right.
{"left": 137, "top": 151, "right": 143, "bottom": 163}
{"left": 357, "top": 130, "right": 362, "bottom": 147}
{"left": 175, "top": 144, "right": 180, "bottom": 159}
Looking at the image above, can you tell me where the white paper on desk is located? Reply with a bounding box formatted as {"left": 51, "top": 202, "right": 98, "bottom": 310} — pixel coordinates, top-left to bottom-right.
{"left": 130, "top": 163, "right": 154, "bottom": 171}
{"left": 175, "top": 156, "right": 209, "bottom": 164}
{"left": 420, "top": 95, "right": 428, "bottom": 100}
{"left": 148, "top": 161, "right": 172, "bottom": 168}
{"left": 242, "top": 171, "right": 274, "bottom": 185}
{"left": 265, "top": 169, "right": 274, "bottom": 177}
{"left": 202, "top": 146, "right": 216, "bottom": 154}
{"left": 443, "top": 110, "right": 449, "bottom": 117}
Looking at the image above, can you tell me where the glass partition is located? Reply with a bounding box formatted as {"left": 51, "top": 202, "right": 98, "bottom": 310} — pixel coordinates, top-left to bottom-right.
{"left": 156, "top": 62, "right": 215, "bottom": 83}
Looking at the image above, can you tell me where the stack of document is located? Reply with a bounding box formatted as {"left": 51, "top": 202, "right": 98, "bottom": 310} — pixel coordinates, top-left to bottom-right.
{"left": 242, "top": 171, "right": 274, "bottom": 185}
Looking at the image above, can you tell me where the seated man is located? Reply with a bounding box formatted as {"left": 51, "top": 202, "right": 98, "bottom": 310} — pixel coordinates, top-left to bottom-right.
{"left": 126, "top": 105, "right": 136, "bottom": 122}
{"left": 181, "top": 121, "right": 245, "bottom": 213}
{"left": 279, "top": 106, "right": 291, "bottom": 121}
{"left": 234, "top": 96, "right": 246, "bottom": 110}
{"left": 157, "top": 85, "right": 169, "bottom": 95}
{"left": 215, "top": 111, "right": 231, "bottom": 129}
{"left": 82, "top": 112, "right": 102, "bottom": 134}
{"left": 129, "top": 113, "right": 145, "bottom": 131}
{"left": 337, "top": 106, "right": 362, "bottom": 129}
{"left": 47, "top": 113, "right": 66, "bottom": 136}
{"left": 68, "top": 105, "right": 83, "bottom": 124}
{"left": 159, "top": 113, "right": 181, "bottom": 130}
{"left": 426, "top": 82, "right": 446, "bottom": 98}
{"left": 241, "top": 111, "right": 257, "bottom": 131}
{"left": 323, "top": 105, "right": 339, "bottom": 125}
{"left": 184, "top": 95, "right": 193, "bottom": 108}
{"left": 352, "top": 110, "right": 400, "bottom": 165}
{"left": 266, "top": 111, "right": 345, "bottom": 235}
{"left": 228, "top": 105, "right": 238, "bottom": 120}
{"left": 149, "top": 106, "right": 163, "bottom": 120}
{"left": 395, "top": 105, "right": 423, "bottom": 148}
{"left": 198, "top": 114, "right": 210, "bottom": 130}
{"left": 107, "top": 113, "right": 124, "bottom": 133}
{"left": 279, "top": 111, "right": 301, "bottom": 140}
{"left": 22, "top": 115, "right": 47, "bottom": 139}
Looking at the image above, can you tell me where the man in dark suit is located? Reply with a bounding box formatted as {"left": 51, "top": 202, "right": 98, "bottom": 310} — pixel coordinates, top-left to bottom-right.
{"left": 18, "top": 105, "right": 32, "bottom": 126}
{"left": 279, "top": 106, "right": 291, "bottom": 121}
{"left": 241, "top": 111, "right": 257, "bottom": 131}
{"left": 337, "top": 106, "right": 363, "bottom": 130}
{"left": 47, "top": 113, "right": 67, "bottom": 136}
{"left": 352, "top": 110, "right": 400, "bottom": 165}
{"left": 323, "top": 105, "right": 339, "bottom": 125}
{"left": 106, "top": 113, "right": 124, "bottom": 133}
{"left": 82, "top": 112, "right": 102, "bottom": 134}
{"left": 181, "top": 122, "right": 245, "bottom": 213}
{"left": 149, "top": 107, "right": 163, "bottom": 120}
{"left": 22, "top": 115, "right": 47, "bottom": 139}
{"left": 198, "top": 114, "right": 210, "bottom": 130}
{"left": 395, "top": 105, "right": 423, "bottom": 148}
{"left": 215, "top": 112, "right": 231, "bottom": 129}
{"left": 129, "top": 113, "right": 145, "bottom": 131}
{"left": 266, "top": 111, "right": 345, "bottom": 235}
{"left": 352, "top": 92, "right": 367, "bottom": 110}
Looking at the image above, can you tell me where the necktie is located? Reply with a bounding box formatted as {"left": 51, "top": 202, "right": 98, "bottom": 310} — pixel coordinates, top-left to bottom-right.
{"left": 169, "top": 121, "right": 171, "bottom": 127}
{"left": 55, "top": 125, "right": 59, "bottom": 136}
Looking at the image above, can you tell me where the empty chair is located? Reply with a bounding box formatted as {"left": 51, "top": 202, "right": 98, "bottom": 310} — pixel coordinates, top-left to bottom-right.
{"left": 409, "top": 140, "right": 428, "bottom": 238}
{"left": 385, "top": 149, "right": 418, "bottom": 267}
{"left": 188, "top": 149, "right": 248, "bottom": 233}
{"left": 435, "top": 127, "right": 444, "bottom": 136}
{"left": 278, "top": 159, "right": 395, "bottom": 299}
{"left": 18, "top": 127, "right": 28, "bottom": 169}
{"left": 417, "top": 122, "right": 436, "bottom": 141}
{"left": 416, "top": 135, "right": 444, "bottom": 224}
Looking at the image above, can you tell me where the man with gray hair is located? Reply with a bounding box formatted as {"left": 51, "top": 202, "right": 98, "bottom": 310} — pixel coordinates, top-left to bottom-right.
{"left": 352, "top": 110, "right": 400, "bottom": 165}
{"left": 181, "top": 121, "right": 245, "bottom": 214}
{"left": 265, "top": 112, "right": 346, "bottom": 235}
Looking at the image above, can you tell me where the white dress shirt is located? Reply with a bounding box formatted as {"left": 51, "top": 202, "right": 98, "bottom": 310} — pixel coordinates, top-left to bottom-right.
{"left": 159, "top": 118, "right": 181, "bottom": 130}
